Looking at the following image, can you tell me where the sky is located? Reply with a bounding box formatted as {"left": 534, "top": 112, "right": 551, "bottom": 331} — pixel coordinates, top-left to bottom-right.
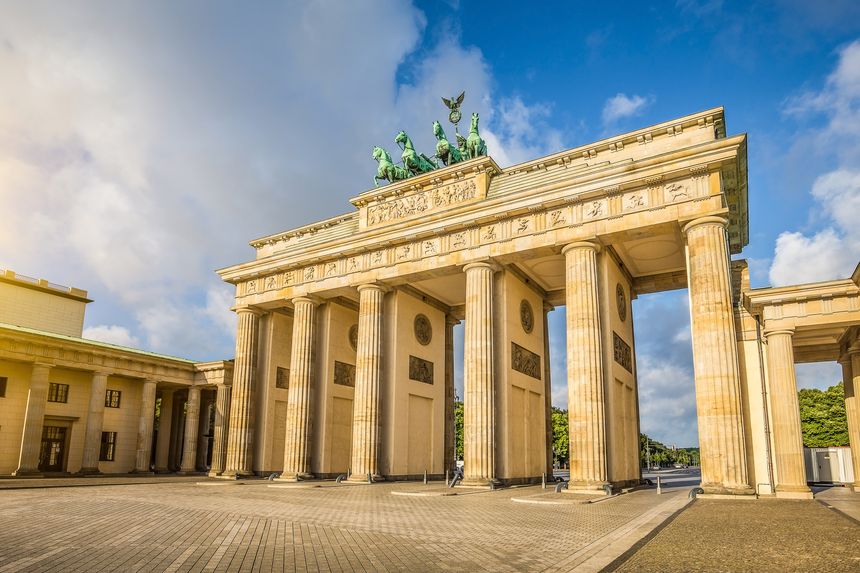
{"left": 2, "top": 0, "right": 860, "bottom": 447}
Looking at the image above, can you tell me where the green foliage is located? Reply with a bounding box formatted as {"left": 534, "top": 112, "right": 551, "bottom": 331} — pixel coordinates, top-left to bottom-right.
{"left": 454, "top": 400, "right": 464, "bottom": 461}
{"left": 639, "top": 433, "right": 700, "bottom": 467}
{"left": 798, "top": 382, "right": 848, "bottom": 447}
{"left": 551, "top": 407, "right": 569, "bottom": 466}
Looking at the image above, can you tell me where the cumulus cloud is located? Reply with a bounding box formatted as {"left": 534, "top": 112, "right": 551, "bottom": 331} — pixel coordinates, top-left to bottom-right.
{"left": 601, "top": 93, "right": 653, "bottom": 125}
{"left": 82, "top": 325, "right": 140, "bottom": 348}
{"left": 770, "top": 41, "right": 860, "bottom": 286}
{"left": 0, "top": 2, "right": 564, "bottom": 361}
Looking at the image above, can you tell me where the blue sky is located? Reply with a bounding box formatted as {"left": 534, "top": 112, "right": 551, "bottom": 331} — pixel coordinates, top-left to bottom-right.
{"left": 2, "top": 1, "right": 859, "bottom": 447}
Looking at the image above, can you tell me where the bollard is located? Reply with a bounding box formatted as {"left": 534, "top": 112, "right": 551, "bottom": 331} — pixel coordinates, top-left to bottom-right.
{"left": 542, "top": 473, "right": 546, "bottom": 490}
{"left": 367, "top": 472, "right": 372, "bottom": 484}
{"left": 445, "top": 470, "right": 449, "bottom": 487}
{"left": 656, "top": 475, "right": 662, "bottom": 495}
{"left": 423, "top": 469, "right": 428, "bottom": 485}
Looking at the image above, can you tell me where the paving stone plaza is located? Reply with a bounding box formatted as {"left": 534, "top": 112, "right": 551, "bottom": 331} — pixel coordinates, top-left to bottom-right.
{"left": 0, "top": 476, "right": 857, "bottom": 572}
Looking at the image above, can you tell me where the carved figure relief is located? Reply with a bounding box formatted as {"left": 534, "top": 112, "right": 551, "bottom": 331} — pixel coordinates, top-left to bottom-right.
{"left": 584, "top": 200, "right": 605, "bottom": 219}
{"left": 276, "top": 367, "right": 290, "bottom": 389}
{"left": 334, "top": 361, "right": 356, "bottom": 387}
{"left": 409, "top": 355, "right": 434, "bottom": 385}
{"left": 520, "top": 299, "right": 534, "bottom": 334}
{"left": 366, "top": 179, "right": 478, "bottom": 226}
{"left": 550, "top": 210, "right": 567, "bottom": 227}
{"left": 613, "top": 332, "right": 632, "bottom": 373}
{"left": 664, "top": 182, "right": 689, "bottom": 202}
{"left": 414, "top": 314, "right": 432, "bottom": 345}
{"left": 616, "top": 283, "right": 627, "bottom": 322}
{"left": 283, "top": 271, "right": 294, "bottom": 285}
{"left": 397, "top": 245, "right": 411, "bottom": 260}
{"left": 511, "top": 342, "right": 541, "bottom": 380}
{"left": 372, "top": 251, "right": 384, "bottom": 265}
{"left": 304, "top": 267, "right": 315, "bottom": 281}
{"left": 482, "top": 225, "right": 497, "bottom": 242}
{"left": 423, "top": 240, "right": 437, "bottom": 255}
{"left": 325, "top": 263, "right": 337, "bottom": 276}
{"left": 246, "top": 280, "right": 256, "bottom": 294}
{"left": 624, "top": 192, "right": 647, "bottom": 210}
{"left": 516, "top": 218, "right": 530, "bottom": 234}
{"left": 349, "top": 258, "right": 359, "bottom": 271}
{"left": 452, "top": 232, "right": 467, "bottom": 249}
{"left": 348, "top": 324, "right": 359, "bottom": 351}
{"left": 265, "top": 276, "right": 276, "bottom": 290}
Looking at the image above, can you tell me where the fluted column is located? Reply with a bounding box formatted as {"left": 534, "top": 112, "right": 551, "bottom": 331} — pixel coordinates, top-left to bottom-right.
{"left": 462, "top": 262, "right": 497, "bottom": 486}
{"left": 80, "top": 371, "right": 110, "bottom": 473}
{"left": 683, "top": 216, "right": 752, "bottom": 494}
{"left": 543, "top": 301, "right": 554, "bottom": 476}
{"left": 134, "top": 379, "right": 158, "bottom": 473}
{"left": 765, "top": 329, "right": 810, "bottom": 496}
{"left": 179, "top": 386, "right": 202, "bottom": 473}
{"left": 847, "top": 349, "right": 860, "bottom": 491}
{"left": 197, "top": 393, "right": 214, "bottom": 469}
{"left": 445, "top": 315, "right": 459, "bottom": 471}
{"left": 563, "top": 242, "right": 607, "bottom": 489}
{"left": 224, "top": 306, "right": 263, "bottom": 477}
{"left": 208, "top": 382, "right": 232, "bottom": 477}
{"left": 280, "top": 296, "right": 319, "bottom": 481}
{"left": 349, "top": 284, "right": 386, "bottom": 482}
{"left": 14, "top": 363, "right": 52, "bottom": 475}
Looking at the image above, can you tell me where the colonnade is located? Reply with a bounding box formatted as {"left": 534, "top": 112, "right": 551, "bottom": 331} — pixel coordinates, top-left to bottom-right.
{"left": 220, "top": 217, "right": 758, "bottom": 493}
{"left": 12, "top": 362, "right": 222, "bottom": 476}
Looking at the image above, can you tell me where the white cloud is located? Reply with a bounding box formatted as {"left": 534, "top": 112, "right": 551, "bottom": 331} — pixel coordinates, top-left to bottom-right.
{"left": 602, "top": 93, "right": 653, "bottom": 125}
{"left": 769, "top": 41, "right": 860, "bottom": 286}
{"left": 795, "top": 362, "right": 843, "bottom": 390}
{"left": 0, "top": 2, "right": 563, "bottom": 361}
{"left": 82, "top": 325, "right": 140, "bottom": 348}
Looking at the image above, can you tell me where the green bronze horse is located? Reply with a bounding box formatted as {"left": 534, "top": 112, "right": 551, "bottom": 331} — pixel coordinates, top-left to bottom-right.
{"left": 372, "top": 146, "right": 409, "bottom": 187}
{"left": 465, "top": 112, "right": 487, "bottom": 159}
{"left": 433, "top": 120, "right": 465, "bottom": 167}
{"left": 395, "top": 130, "right": 437, "bottom": 175}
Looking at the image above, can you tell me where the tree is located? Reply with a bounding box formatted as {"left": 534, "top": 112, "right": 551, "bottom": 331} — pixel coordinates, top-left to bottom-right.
{"left": 454, "top": 400, "right": 464, "bottom": 461}
{"left": 551, "top": 407, "right": 569, "bottom": 467}
{"left": 798, "top": 382, "right": 848, "bottom": 447}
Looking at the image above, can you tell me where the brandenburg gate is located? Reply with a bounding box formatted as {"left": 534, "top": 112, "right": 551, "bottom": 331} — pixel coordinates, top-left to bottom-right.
{"left": 215, "top": 106, "right": 860, "bottom": 498}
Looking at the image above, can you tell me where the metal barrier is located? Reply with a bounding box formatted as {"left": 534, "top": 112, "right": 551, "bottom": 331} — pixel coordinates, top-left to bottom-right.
{"left": 555, "top": 480, "right": 568, "bottom": 493}
{"left": 267, "top": 472, "right": 280, "bottom": 481}
{"left": 689, "top": 486, "right": 704, "bottom": 499}
{"left": 448, "top": 471, "right": 463, "bottom": 488}
{"left": 603, "top": 484, "right": 613, "bottom": 496}
{"left": 335, "top": 474, "right": 347, "bottom": 484}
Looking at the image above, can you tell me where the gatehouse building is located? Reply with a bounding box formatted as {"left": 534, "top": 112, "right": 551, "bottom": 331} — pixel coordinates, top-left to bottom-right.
{"left": 2, "top": 107, "right": 859, "bottom": 500}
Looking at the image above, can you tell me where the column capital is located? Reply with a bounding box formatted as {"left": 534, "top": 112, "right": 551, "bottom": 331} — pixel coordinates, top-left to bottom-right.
{"left": 445, "top": 315, "right": 461, "bottom": 327}
{"left": 356, "top": 282, "right": 390, "bottom": 294}
{"left": 32, "top": 361, "right": 53, "bottom": 370}
{"left": 681, "top": 216, "right": 729, "bottom": 236}
{"left": 292, "top": 294, "right": 322, "bottom": 307}
{"left": 764, "top": 328, "right": 795, "bottom": 339}
{"left": 561, "top": 240, "right": 601, "bottom": 255}
{"left": 847, "top": 341, "right": 860, "bottom": 357}
{"left": 463, "top": 259, "right": 501, "bottom": 273}
{"left": 542, "top": 301, "right": 555, "bottom": 313}
{"left": 232, "top": 305, "right": 265, "bottom": 317}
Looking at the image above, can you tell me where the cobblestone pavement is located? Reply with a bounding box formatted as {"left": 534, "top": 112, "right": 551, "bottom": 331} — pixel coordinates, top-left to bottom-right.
{"left": 609, "top": 496, "right": 860, "bottom": 573}
{"left": 0, "top": 479, "right": 684, "bottom": 573}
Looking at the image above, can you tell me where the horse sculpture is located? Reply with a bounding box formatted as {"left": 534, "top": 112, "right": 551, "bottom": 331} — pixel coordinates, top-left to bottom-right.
{"left": 433, "top": 120, "right": 465, "bottom": 166}
{"left": 395, "top": 130, "right": 437, "bottom": 175}
{"left": 372, "top": 146, "right": 409, "bottom": 187}
{"left": 465, "top": 112, "right": 487, "bottom": 160}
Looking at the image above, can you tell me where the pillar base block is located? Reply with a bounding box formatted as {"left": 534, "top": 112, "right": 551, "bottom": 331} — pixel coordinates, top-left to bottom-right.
{"left": 700, "top": 484, "right": 756, "bottom": 496}
{"left": 565, "top": 481, "right": 611, "bottom": 495}
{"left": 11, "top": 469, "right": 42, "bottom": 477}
{"left": 177, "top": 470, "right": 204, "bottom": 476}
{"left": 346, "top": 473, "right": 384, "bottom": 484}
{"left": 130, "top": 471, "right": 155, "bottom": 476}
{"left": 459, "top": 477, "right": 498, "bottom": 488}
{"left": 77, "top": 468, "right": 101, "bottom": 476}
{"left": 220, "top": 470, "right": 253, "bottom": 480}
{"left": 774, "top": 490, "right": 814, "bottom": 500}
{"left": 207, "top": 470, "right": 223, "bottom": 478}
{"left": 275, "top": 472, "right": 315, "bottom": 482}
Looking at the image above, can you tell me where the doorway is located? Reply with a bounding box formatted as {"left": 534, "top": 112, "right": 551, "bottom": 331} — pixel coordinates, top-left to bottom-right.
{"left": 38, "top": 425, "right": 68, "bottom": 472}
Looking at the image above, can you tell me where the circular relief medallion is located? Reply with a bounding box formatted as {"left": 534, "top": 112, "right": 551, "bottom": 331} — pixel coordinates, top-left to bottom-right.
{"left": 520, "top": 299, "right": 534, "bottom": 334}
{"left": 616, "top": 284, "right": 627, "bottom": 322}
{"left": 414, "top": 314, "right": 432, "bottom": 346}
{"left": 348, "top": 324, "right": 359, "bottom": 351}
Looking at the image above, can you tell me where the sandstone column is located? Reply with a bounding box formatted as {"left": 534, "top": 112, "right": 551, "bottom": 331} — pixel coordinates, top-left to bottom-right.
{"left": 197, "top": 393, "right": 214, "bottom": 470}
{"left": 154, "top": 389, "right": 173, "bottom": 472}
{"left": 542, "top": 301, "right": 554, "bottom": 476}
{"left": 13, "top": 362, "right": 52, "bottom": 476}
{"left": 80, "top": 371, "right": 110, "bottom": 474}
{"left": 765, "top": 329, "right": 810, "bottom": 497}
{"left": 445, "top": 315, "right": 459, "bottom": 472}
{"left": 224, "top": 306, "right": 263, "bottom": 477}
{"left": 562, "top": 242, "right": 607, "bottom": 489}
{"left": 134, "top": 379, "right": 158, "bottom": 473}
{"left": 462, "top": 262, "right": 497, "bottom": 486}
{"left": 349, "top": 284, "right": 386, "bottom": 482}
{"left": 847, "top": 347, "right": 860, "bottom": 491}
{"left": 280, "top": 296, "right": 319, "bottom": 481}
{"left": 179, "top": 386, "right": 202, "bottom": 473}
{"left": 683, "top": 216, "right": 752, "bottom": 494}
{"left": 208, "top": 382, "right": 232, "bottom": 477}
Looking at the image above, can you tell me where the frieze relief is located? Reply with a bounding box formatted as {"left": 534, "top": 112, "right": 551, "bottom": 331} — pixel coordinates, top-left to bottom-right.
{"left": 334, "top": 361, "right": 356, "bottom": 387}
{"left": 408, "top": 355, "right": 434, "bottom": 385}
{"left": 511, "top": 342, "right": 541, "bottom": 380}
{"left": 613, "top": 332, "right": 632, "bottom": 373}
{"left": 366, "top": 178, "right": 479, "bottom": 226}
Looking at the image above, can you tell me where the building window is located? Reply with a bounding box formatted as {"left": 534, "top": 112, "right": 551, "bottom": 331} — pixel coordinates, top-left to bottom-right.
{"left": 99, "top": 432, "right": 117, "bottom": 461}
{"left": 105, "top": 389, "right": 122, "bottom": 408}
{"left": 0, "top": 376, "right": 7, "bottom": 397}
{"left": 47, "top": 383, "right": 69, "bottom": 403}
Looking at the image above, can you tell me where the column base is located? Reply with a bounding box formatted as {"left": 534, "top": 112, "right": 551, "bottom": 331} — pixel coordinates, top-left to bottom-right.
{"left": 78, "top": 468, "right": 101, "bottom": 476}
{"left": 459, "top": 477, "right": 498, "bottom": 488}
{"left": 346, "top": 473, "right": 383, "bottom": 484}
{"left": 177, "top": 470, "right": 204, "bottom": 476}
{"left": 207, "top": 470, "right": 223, "bottom": 478}
{"left": 700, "top": 483, "right": 756, "bottom": 496}
{"left": 775, "top": 484, "right": 813, "bottom": 499}
{"left": 275, "top": 472, "right": 314, "bottom": 482}
{"left": 130, "top": 471, "right": 155, "bottom": 476}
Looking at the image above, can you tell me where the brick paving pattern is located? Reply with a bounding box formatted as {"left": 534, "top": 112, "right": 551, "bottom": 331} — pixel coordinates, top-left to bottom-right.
{"left": 609, "top": 497, "right": 860, "bottom": 573}
{"left": 0, "top": 480, "right": 676, "bottom": 572}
